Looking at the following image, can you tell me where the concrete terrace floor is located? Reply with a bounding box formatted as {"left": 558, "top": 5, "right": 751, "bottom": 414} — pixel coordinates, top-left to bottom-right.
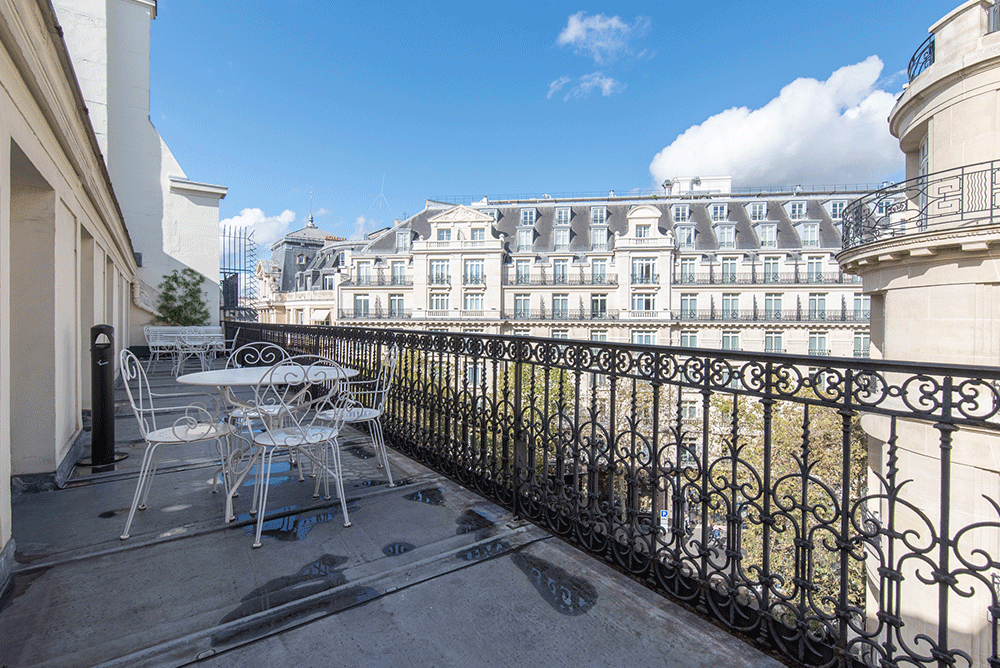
{"left": 1, "top": 363, "right": 785, "bottom": 668}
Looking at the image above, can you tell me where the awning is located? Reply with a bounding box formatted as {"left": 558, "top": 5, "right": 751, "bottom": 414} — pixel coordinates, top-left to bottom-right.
{"left": 310, "top": 309, "right": 330, "bottom": 321}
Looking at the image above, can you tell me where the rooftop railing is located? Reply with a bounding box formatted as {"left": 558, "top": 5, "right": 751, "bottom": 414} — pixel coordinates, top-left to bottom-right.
{"left": 907, "top": 34, "right": 935, "bottom": 83}
{"left": 842, "top": 160, "right": 1000, "bottom": 250}
{"left": 233, "top": 322, "right": 1000, "bottom": 668}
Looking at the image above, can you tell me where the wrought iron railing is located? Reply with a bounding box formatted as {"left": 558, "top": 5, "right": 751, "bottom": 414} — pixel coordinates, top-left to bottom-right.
{"left": 908, "top": 34, "right": 934, "bottom": 82}
{"left": 340, "top": 274, "right": 413, "bottom": 287}
{"left": 229, "top": 322, "right": 1000, "bottom": 668}
{"left": 504, "top": 273, "right": 619, "bottom": 286}
{"left": 674, "top": 272, "right": 861, "bottom": 285}
{"left": 842, "top": 160, "right": 1000, "bottom": 250}
{"left": 676, "top": 309, "right": 869, "bottom": 323}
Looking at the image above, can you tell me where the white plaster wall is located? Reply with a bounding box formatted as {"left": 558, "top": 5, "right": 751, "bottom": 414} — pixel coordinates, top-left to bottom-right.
{"left": 51, "top": 0, "right": 109, "bottom": 155}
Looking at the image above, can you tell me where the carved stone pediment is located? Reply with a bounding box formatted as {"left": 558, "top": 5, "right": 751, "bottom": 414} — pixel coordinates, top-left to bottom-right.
{"left": 428, "top": 205, "right": 494, "bottom": 224}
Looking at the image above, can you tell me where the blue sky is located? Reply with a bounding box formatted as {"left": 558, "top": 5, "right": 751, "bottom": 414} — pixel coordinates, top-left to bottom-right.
{"left": 149, "top": 1, "right": 957, "bottom": 249}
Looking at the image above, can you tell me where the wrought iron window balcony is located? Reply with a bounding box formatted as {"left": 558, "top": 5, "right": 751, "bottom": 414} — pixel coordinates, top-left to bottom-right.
{"left": 504, "top": 273, "right": 618, "bottom": 287}
{"left": 341, "top": 275, "right": 413, "bottom": 287}
{"left": 630, "top": 274, "right": 659, "bottom": 285}
{"left": 428, "top": 274, "right": 451, "bottom": 285}
{"left": 673, "top": 309, "right": 869, "bottom": 322}
{"left": 672, "top": 272, "right": 857, "bottom": 285}
{"left": 232, "top": 322, "right": 1000, "bottom": 668}
{"left": 337, "top": 308, "right": 413, "bottom": 319}
{"left": 503, "top": 308, "right": 620, "bottom": 321}
{"left": 463, "top": 274, "right": 486, "bottom": 285}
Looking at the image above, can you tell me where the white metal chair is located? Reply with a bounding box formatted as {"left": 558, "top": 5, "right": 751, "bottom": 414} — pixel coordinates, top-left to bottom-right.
{"left": 240, "top": 355, "right": 354, "bottom": 548}
{"left": 118, "top": 349, "right": 236, "bottom": 540}
{"left": 318, "top": 343, "right": 398, "bottom": 487}
{"left": 143, "top": 326, "right": 177, "bottom": 373}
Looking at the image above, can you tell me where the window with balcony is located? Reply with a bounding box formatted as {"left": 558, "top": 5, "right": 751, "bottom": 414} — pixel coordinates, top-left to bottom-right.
{"left": 808, "top": 293, "right": 827, "bottom": 320}
{"left": 806, "top": 256, "right": 823, "bottom": 282}
{"left": 679, "top": 257, "right": 696, "bottom": 283}
{"left": 635, "top": 224, "right": 650, "bottom": 238}
{"left": 720, "top": 257, "right": 737, "bottom": 282}
{"left": 632, "top": 293, "right": 655, "bottom": 312}
{"left": 632, "top": 330, "right": 655, "bottom": 345}
{"left": 716, "top": 225, "right": 735, "bottom": 249}
{"left": 590, "top": 206, "right": 606, "bottom": 226}
{"left": 854, "top": 332, "right": 870, "bottom": 358}
{"left": 553, "top": 259, "right": 569, "bottom": 284}
{"left": 632, "top": 258, "right": 656, "bottom": 284}
{"left": 437, "top": 229, "right": 451, "bottom": 242}
{"left": 515, "top": 259, "right": 531, "bottom": 285}
{"left": 710, "top": 204, "right": 728, "bottom": 222}
{"left": 552, "top": 294, "right": 569, "bottom": 318}
{"left": 801, "top": 223, "right": 819, "bottom": 247}
{"left": 758, "top": 224, "right": 777, "bottom": 248}
{"left": 809, "top": 331, "right": 828, "bottom": 356}
{"left": 591, "top": 259, "right": 607, "bottom": 284}
{"left": 749, "top": 202, "right": 766, "bottom": 222}
{"left": 763, "top": 256, "right": 780, "bottom": 283}
{"left": 677, "top": 226, "right": 695, "bottom": 249}
{"left": 389, "top": 294, "right": 405, "bottom": 317}
{"left": 672, "top": 205, "right": 689, "bottom": 222}
{"left": 680, "top": 294, "right": 697, "bottom": 319}
{"left": 430, "top": 259, "right": 449, "bottom": 284}
{"left": 721, "top": 293, "right": 739, "bottom": 319}
{"left": 854, "top": 295, "right": 871, "bottom": 320}
{"left": 680, "top": 330, "right": 698, "bottom": 347}
{"left": 830, "top": 201, "right": 845, "bottom": 220}
{"left": 430, "top": 293, "right": 449, "bottom": 311}
{"left": 764, "top": 293, "right": 782, "bottom": 319}
{"left": 765, "top": 331, "right": 783, "bottom": 353}
{"left": 391, "top": 261, "right": 406, "bottom": 285}
{"left": 396, "top": 230, "right": 412, "bottom": 252}
{"left": 464, "top": 292, "right": 484, "bottom": 311}
{"left": 520, "top": 209, "right": 536, "bottom": 226}
{"left": 464, "top": 259, "right": 485, "bottom": 285}
{"left": 358, "top": 262, "right": 372, "bottom": 285}
{"left": 555, "top": 207, "right": 571, "bottom": 225}
{"left": 554, "top": 228, "right": 570, "bottom": 250}
{"left": 471, "top": 228, "right": 485, "bottom": 241}
{"left": 354, "top": 294, "right": 370, "bottom": 317}
{"left": 517, "top": 228, "right": 533, "bottom": 251}
{"left": 789, "top": 201, "right": 806, "bottom": 220}
{"left": 722, "top": 331, "right": 740, "bottom": 351}
{"left": 591, "top": 294, "right": 608, "bottom": 319}
{"left": 514, "top": 294, "right": 530, "bottom": 318}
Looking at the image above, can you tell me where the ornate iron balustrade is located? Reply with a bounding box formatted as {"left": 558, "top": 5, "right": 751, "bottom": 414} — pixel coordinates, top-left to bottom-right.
{"left": 675, "top": 272, "right": 861, "bottom": 286}
{"left": 504, "top": 273, "right": 619, "bottom": 286}
{"left": 340, "top": 275, "right": 413, "bottom": 287}
{"left": 502, "top": 308, "right": 620, "bottom": 321}
{"left": 908, "top": 33, "right": 935, "bottom": 83}
{"left": 676, "top": 309, "right": 869, "bottom": 323}
{"left": 843, "top": 160, "right": 1000, "bottom": 250}
{"left": 229, "top": 322, "right": 1000, "bottom": 668}
{"left": 337, "top": 308, "right": 413, "bottom": 319}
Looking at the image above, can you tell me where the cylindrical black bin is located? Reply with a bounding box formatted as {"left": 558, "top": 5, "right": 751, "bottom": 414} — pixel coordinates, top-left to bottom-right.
{"left": 90, "top": 324, "right": 116, "bottom": 465}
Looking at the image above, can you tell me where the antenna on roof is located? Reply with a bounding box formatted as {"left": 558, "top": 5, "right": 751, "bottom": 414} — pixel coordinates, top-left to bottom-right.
{"left": 373, "top": 173, "right": 392, "bottom": 227}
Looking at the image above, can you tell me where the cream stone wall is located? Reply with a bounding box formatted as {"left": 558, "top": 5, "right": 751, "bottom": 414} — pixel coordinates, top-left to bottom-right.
{"left": 0, "top": 0, "right": 138, "bottom": 569}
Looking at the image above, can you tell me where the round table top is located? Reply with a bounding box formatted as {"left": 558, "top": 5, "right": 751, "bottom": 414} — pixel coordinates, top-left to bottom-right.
{"left": 177, "top": 365, "right": 358, "bottom": 387}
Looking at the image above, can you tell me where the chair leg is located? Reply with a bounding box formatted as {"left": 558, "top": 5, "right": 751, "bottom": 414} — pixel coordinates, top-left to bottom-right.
{"left": 253, "top": 447, "right": 275, "bottom": 548}
{"left": 330, "top": 437, "right": 351, "bottom": 527}
{"left": 370, "top": 420, "right": 394, "bottom": 487}
{"left": 120, "top": 443, "right": 159, "bottom": 540}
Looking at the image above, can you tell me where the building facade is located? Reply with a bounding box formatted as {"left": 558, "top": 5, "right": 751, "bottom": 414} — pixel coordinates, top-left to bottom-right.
{"left": 260, "top": 179, "right": 871, "bottom": 359}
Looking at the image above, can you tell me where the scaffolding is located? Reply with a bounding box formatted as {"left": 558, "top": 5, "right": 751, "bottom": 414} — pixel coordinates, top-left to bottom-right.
{"left": 220, "top": 224, "right": 258, "bottom": 322}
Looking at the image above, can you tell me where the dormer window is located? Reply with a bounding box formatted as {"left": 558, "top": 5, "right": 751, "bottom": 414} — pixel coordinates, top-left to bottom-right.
{"left": 677, "top": 226, "right": 695, "bottom": 249}
{"left": 801, "top": 223, "right": 820, "bottom": 247}
{"left": 520, "top": 208, "right": 536, "bottom": 226}
{"left": 829, "top": 201, "right": 845, "bottom": 220}
{"left": 749, "top": 202, "right": 766, "bottom": 222}
{"left": 636, "top": 224, "right": 650, "bottom": 238}
{"left": 437, "top": 229, "right": 451, "bottom": 241}
{"left": 471, "top": 228, "right": 485, "bottom": 241}
{"left": 789, "top": 201, "right": 806, "bottom": 220}
{"left": 710, "top": 204, "right": 728, "bottom": 222}
{"left": 716, "top": 225, "right": 735, "bottom": 249}
{"left": 481, "top": 208, "right": 497, "bottom": 221}
{"left": 590, "top": 206, "right": 606, "bottom": 226}
{"left": 554, "top": 227, "right": 570, "bottom": 250}
{"left": 672, "top": 205, "right": 689, "bottom": 222}
{"left": 758, "top": 223, "right": 777, "bottom": 248}
{"left": 395, "top": 230, "right": 412, "bottom": 252}
{"left": 516, "top": 228, "right": 533, "bottom": 251}
{"left": 296, "top": 253, "right": 306, "bottom": 265}
{"left": 555, "top": 207, "right": 571, "bottom": 225}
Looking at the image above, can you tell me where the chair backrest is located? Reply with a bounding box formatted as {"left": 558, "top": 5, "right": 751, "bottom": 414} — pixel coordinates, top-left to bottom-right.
{"left": 120, "top": 349, "right": 157, "bottom": 438}
{"left": 227, "top": 341, "right": 290, "bottom": 369}
{"left": 251, "top": 355, "right": 352, "bottom": 445}
{"left": 373, "top": 344, "right": 400, "bottom": 412}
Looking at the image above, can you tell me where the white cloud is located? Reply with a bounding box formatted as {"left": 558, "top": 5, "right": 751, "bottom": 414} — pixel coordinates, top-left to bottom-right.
{"left": 649, "top": 57, "right": 900, "bottom": 188}
{"left": 219, "top": 207, "right": 296, "bottom": 253}
{"left": 564, "top": 71, "right": 623, "bottom": 100}
{"left": 548, "top": 76, "right": 571, "bottom": 99}
{"left": 314, "top": 207, "right": 331, "bottom": 217}
{"left": 353, "top": 215, "right": 378, "bottom": 240}
{"left": 557, "top": 12, "right": 650, "bottom": 64}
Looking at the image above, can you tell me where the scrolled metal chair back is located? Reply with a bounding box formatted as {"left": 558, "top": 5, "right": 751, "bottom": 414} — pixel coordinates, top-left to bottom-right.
{"left": 227, "top": 341, "right": 290, "bottom": 369}
{"left": 250, "top": 355, "right": 349, "bottom": 446}
{"left": 373, "top": 344, "right": 400, "bottom": 412}
{"left": 119, "top": 349, "right": 156, "bottom": 438}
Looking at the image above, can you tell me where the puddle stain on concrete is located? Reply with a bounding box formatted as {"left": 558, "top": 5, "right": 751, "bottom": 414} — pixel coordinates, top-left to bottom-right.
{"left": 403, "top": 488, "right": 444, "bottom": 506}
{"left": 382, "top": 542, "right": 416, "bottom": 557}
{"left": 455, "top": 539, "right": 512, "bottom": 563}
{"left": 97, "top": 508, "right": 128, "bottom": 519}
{"left": 511, "top": 553, "right": 598, "bottom": 616}
{"left": 0, "top": 566, "right": 52, "bottom": 614}
{"left": 455, "top": 509, "right": 494, "bottom": 538}
{"left": 357, "top": 479, "right": 387, "bottom": 488}
{"left": 213, "top": 554, "right": 377, "bottom": 646}
{"left": 345, "top": 445, "right": 376, "bottom": 460}
{"left": 239, "top": 504, "right": 359, "bottom": 542}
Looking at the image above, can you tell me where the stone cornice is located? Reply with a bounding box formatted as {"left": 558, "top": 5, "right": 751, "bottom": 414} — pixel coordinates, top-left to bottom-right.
{"left": 168, "top": 176, "right": 227, "bottom": 199}
{"left": 837, "top": 222, "right": 1000, "bottom": 271}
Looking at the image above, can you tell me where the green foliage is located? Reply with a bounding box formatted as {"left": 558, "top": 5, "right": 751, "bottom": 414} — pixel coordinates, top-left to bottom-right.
{"left": 156, "top": 268, "right": 211, "bottom": 326}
